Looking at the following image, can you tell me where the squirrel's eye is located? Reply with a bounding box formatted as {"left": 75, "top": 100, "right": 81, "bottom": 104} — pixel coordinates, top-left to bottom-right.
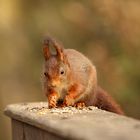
{"left": 60, "top": 70, "right": 64, "bottom": 75}
{"left": 60, "top": 68, "right": 65, "bottom": 75}
{"left": 44, "top": 72, "right": 48, "bottom": 77}
{"left": 60, "top": 67, "right": 65, "bottom": 75}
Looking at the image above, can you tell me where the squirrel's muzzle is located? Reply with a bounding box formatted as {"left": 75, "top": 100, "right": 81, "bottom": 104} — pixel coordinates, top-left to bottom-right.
{"left": 50, "top": 80, "right": 60, "bottom": 88}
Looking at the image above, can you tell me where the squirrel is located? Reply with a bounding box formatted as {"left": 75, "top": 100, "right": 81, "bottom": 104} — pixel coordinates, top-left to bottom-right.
{"left": 42, "top": 36, "right": 124, "bottom": 115}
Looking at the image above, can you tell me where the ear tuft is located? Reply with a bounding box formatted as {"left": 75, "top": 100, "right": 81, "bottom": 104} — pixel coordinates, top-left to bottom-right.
{"left": 43, "top": 35, "right": 65, "bottom": 61}
{"left": 43, "top": 37, "right": 51, "bottom": 60}
{"left": 43, "top": 36, "right": 52, "bottom": 46}
{"left": 51, "top": 38, "right": 64, "bottom": 61}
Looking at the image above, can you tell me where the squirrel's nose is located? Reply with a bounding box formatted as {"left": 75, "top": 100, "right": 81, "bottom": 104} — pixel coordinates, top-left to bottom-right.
{"left": 50, "top": 83, "right": 56, "bottom": 88}
{"left": 51, "top": 80, "right": 60, "bottom": 87}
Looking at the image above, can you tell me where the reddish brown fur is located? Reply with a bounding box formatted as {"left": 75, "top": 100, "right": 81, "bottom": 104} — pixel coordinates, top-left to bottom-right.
{"left": 42, "top": 36, "right": 124, "bottom": 115}
{"left": 94, "top": 87, "right": 124, "bottom": 115}
{"left": 68, "top": 84, "right": 80, "bottom": 99}
{"left": 47, "top": 89, "right": 58, "bottom": 108}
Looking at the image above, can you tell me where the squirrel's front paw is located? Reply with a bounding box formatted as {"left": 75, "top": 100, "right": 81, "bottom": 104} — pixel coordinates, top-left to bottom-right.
{"left": 63, "top": 95, "right": 75, "bottom": 107}
{"left": 48, "top": 94, "right": 57, "bottom": 108}
{"left": 74, "top": 102, "right": 86, "bottom": 108}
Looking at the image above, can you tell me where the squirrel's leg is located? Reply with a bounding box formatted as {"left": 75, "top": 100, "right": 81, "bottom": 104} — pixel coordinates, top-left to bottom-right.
{"left": 63, "top": 84, "right": 84, "bottom": 107}
{"left": 47, "top": 89, "right": 58, "bottom": 108}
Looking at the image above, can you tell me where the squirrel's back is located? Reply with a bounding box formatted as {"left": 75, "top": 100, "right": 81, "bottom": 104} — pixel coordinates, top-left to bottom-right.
{"left": 64, "top": 49, "right": 93, "bottom": 68}
{"left": 64, "top": 49, "right": 97, "bottom": 102}
{"left": 64, "top": 49, "right": 96, "bottom": 83}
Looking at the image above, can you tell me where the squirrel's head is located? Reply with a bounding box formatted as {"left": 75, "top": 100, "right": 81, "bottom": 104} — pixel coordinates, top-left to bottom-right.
{"left": 43, "top": 36, "right": 70, "bottom": 88}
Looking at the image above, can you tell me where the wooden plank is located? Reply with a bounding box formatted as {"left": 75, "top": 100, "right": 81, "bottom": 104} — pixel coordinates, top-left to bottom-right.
{"left": 12, "top": 119, "right": 68, "bottom": 140}
{"left": 5, "top": 102, "right": 140, "bottom": 140}
{"left": 23, "top": 121, "right": 67, "bottom": 140}
{"left": 12, "top": 119, "right": 24, "bottom": 140}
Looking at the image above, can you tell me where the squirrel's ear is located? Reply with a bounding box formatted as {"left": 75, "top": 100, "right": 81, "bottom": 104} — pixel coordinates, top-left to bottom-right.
{"left": 49, "top": 37, "right": 65, "bottom": 61}
{"left": 43, "top": 38, "right": 51, "bottom": 60}
{"left": 52, "top": 39, "right": 70, "bottom": 65}
{"left": 43, "top": 36, "right": 67, "bottom": 62}
{"left": 54, "top": 44, "right": 64, "bottom": 61}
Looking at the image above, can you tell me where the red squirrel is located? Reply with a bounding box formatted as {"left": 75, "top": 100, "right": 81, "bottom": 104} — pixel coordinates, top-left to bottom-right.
{"left": 42, "top": 36, "right": 124, "bottom": 115}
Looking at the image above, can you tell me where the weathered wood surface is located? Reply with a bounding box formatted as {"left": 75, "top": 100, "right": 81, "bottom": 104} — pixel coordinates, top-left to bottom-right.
{"left": 5, "top": 102, "right": 140, "bottom": 140}
{"left": 12, "top": 119, "right": 65, "bottom": 140}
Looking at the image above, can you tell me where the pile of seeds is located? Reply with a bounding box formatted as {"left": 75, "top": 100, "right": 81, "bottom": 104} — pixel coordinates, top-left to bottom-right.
{"left": 26, "top": 106, "right": 96, "bottom": 115}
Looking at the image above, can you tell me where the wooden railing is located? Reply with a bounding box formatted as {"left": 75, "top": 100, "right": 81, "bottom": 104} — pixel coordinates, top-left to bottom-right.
{"left": 4, "top": 102, "right": 140, "bottom": 140}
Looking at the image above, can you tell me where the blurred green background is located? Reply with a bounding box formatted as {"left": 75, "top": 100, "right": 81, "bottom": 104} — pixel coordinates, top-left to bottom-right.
{"left": 0, "top": 0, "right": 140, "bottom": 139}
